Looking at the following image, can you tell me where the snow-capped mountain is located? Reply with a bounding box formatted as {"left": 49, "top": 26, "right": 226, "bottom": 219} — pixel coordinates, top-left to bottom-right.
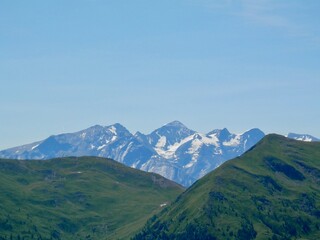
{"left": 0, "top": 121, "right": 265, "bottom": 186}
{"left": 287, "top": 133, "right": 320, "bottom": 142}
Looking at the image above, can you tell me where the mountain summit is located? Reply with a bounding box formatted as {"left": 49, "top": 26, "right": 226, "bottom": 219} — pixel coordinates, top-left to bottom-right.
{"left": 164, "top": 120, "right": 188, "bottom": 128}
{"left": 0, "top": 122, "right": 266, "bottom": 186}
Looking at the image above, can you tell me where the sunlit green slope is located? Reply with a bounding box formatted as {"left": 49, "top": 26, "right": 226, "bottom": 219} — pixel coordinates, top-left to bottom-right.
{"left": 0, "top": 156, "right": 184, "bottom": 239}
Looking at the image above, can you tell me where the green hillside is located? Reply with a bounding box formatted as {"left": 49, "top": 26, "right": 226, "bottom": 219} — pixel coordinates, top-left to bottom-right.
{"left": 134, "top": 135, "right": 320, "bottom": 240}
{"left": 0, "top": 156, "right": 184, "bottom": 240}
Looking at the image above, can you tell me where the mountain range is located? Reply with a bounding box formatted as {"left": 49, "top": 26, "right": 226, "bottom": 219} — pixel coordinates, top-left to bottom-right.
{"left": 134, "top": 134, "right": 320, "bottom": 239}
{"left": 0, "top": 121, "right": 265, "bottom": 186}
{"left": 0, "top": 121, "right": 318, "bottom": 186}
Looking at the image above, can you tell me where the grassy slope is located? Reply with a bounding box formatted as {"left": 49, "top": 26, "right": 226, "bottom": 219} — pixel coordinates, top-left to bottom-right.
{"left": 0, "top": 156, "right": 184, "bottom": 240}
{"left": 134, "top": 134, "right": 320, "bottom": 240}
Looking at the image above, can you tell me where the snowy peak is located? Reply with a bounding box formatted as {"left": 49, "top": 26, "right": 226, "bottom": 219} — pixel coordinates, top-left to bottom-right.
{"left": 105, "top": 123, "right": 132, "bottom": 138}
{"left": 287, "top": 133, "right": 320, "bottom": 142}
{"left": 164, "top": 120, "right": 188, "bottom": 128}
{"left": 76, "top": 123, "right": 131, "bottom": 145}
{"left": 134, "top": 131, "right": 146, "bottom": 139}
{"left": 109, "top": 123, "right": 130, "bottom": 133}
{"left": 207, "top": 128, "right": 232, "bottom": 138}
{"left": 246, "top": 128, "right": 263, "bottom": 134}
{"left": 147, "top": 121, "right": 195, "bottom": 151}
{"left": 153, "top": 121, "right": 194, "bottom": 137}
{"left": 241, "top": 128, "right": 265, "bottom": 138}
{"left": 240, "top": 128, "right": 265, "bottom": 146}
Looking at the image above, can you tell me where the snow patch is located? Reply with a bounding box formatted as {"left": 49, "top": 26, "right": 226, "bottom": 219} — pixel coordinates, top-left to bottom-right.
{"left": 155, "top": 136, "right": 167, "bottom": 148}
{"left": 31, "top": 144, "right": 40, "bottom": 150}
{"left": 223, "top": 135, "right": 240, "bottom": 146}
{"left": 188, "top": 138, "right": 202, "bottom": 154}
{"left": 131, "top": 160, "right": 140, "bottom": 168}
{"left": 184, "top": 161, "right": 196, "bottom": 168}
{"left": 121, "top": 142, "right": 133, "bottom": 160}
{"left": 81, "top": 132, "right": 86, "bottom": 138}
{"left": 201, "top": 134, "right": 219, "bottom": 146}
{"left": 214, "top": 148, "right": 223, "bottom": 155}
{"left": 155, "top": 134, "right": 195, "bottom": 159}
{"left": 109, "top": 126, "right": 117, "bottom": 135}
{"left": 296, "top": 136, "right": 312, "bottom": 142}
{"left": 97, "top": 144, "right": 107, "bottom": 150}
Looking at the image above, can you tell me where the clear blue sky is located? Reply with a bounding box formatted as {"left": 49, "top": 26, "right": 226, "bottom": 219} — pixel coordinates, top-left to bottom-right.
{"left": 1, "top": 0, "right": 319, "bottom": 149}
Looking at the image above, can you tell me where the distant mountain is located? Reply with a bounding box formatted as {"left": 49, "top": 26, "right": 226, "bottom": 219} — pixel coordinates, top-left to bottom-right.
{"left": 0, "top": 156, "right": 183, "bottom": 239}
{"left": 0, "top": 121, "right": 265, "bottom": 186}
{"left": 287, "top": 132, "right": 320, "bottom": 142}
{"left": 134, "top": 135, "right": 320, "bottom": 240}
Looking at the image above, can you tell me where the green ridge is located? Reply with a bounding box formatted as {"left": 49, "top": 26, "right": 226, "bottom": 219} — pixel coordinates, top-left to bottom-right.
{"left": 134, "top": 134, "right": 320, "bottom": 240}
{"left": 0, "top": 156, "right": 184, "bottom": 239}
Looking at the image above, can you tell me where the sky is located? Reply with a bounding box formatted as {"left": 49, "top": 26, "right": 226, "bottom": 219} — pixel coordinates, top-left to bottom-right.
{"left": 1, "top": 0, "right": 320, "bottom": 149}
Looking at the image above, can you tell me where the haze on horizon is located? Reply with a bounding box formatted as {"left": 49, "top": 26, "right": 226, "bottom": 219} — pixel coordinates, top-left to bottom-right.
{"left": 1, "top": 0, "right": 319, "bottom": 150}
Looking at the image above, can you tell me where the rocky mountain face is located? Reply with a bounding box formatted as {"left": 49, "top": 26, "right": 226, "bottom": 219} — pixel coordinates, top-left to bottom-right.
{"left": 287, "top": 132, "right": 320, "bottom": 142}
{"left": 0, "top": 121, "right": 266, "bottom": 186}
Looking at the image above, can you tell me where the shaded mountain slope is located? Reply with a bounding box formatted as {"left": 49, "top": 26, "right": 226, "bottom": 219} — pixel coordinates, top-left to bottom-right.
{"left": 0, "top": 157, "right": 184, "bottom": 239}
{"left": 134, "top": 135, "right": 320, "bottom": 240}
